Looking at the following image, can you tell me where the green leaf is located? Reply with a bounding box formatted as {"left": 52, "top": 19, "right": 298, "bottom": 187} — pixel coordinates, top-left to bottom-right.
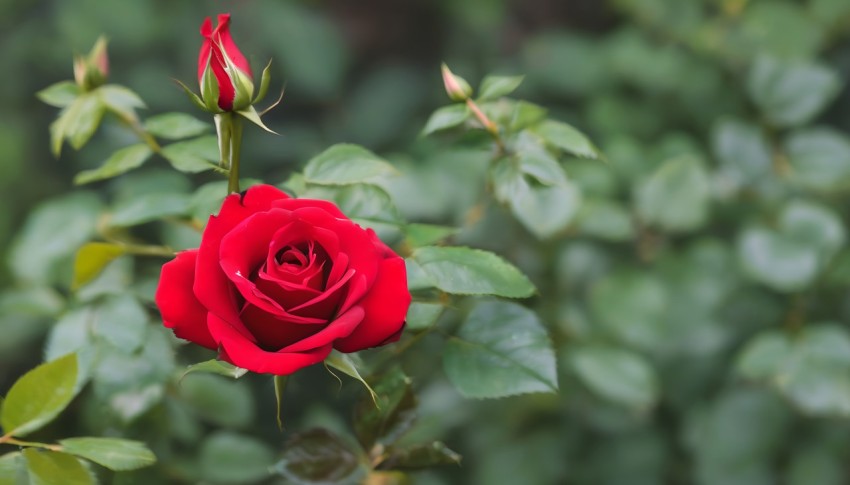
{"left": 737, "top": 324, "right": 850, "bottom": 416}
{"left": 786, "top": 127, "right": 850, "bottom": 192}
{"left": 59, "top": 437, "right": 156, "bottom": 471}
{"left": 56, "top": 93, "right": 105, "bottom": 153}
{"left": 422, "top": 105, "right": 470, "bottom": 136}
{"left": 325, "top": 351, "right": 378, "bottom": 405}
{"left": 576, "top": 199, "right": 635, "bottom": 242}
{"left": 478, "top": 75, "right": 524, "bottom": 101}
{"left": 161, "top": 135, "right": 220, "bottom": 173}
{"left": 37, "top": 81, "right": 80, "bottom": 108}
{"left": 98, "top": 84, "right": 146, "bottom": 115}
{"left": 403, "top": 223, "right": 457, "bottom": 248}
{"left": 304, "top": 144, "right": 397, "bottom": 185}
{"left": 92, "top": 295, "right": 149, "bottom": 353}
{"left": 405, "top": 302, "right": 444, "bottom": 331}
{"left": 747, "top": 56, "right": 841, "bottom": 128}
{"left": 379, "top": 442, "right": 462, "bottom": 471}
{"left": 236, "top": 105, "right": 278, "bottom": 134}
{"left": 353, "top": 367, "right": 416, "bottom": 449}
{"left": 571, "top": 346, "right": 659, "bottom": 410}
{"left": 405, "top": 258, "right": 435, "bottom": 291}
{"left": 274, "top": 429, "right": 366, "bottom": 485}
{"left": 636, "top": 155, "right": 710, "bottom": 233}
{"left": 0, "top": 452, "right": 24, "bottom": 485}
{"left": 182, "top": 360, "right": 248, "bottom": 380}
{"left": 200, "top": 432, "right": 275, "bottom": 484}
{"left": 178, "top": 373, "right": 254, "bottom": 428}
{"left": 532, "top": 120, "right": 599, "bottom": 159}
{"left": 108, "top": 192, "right": 192, "bottom": 227}
{"left": 443, "top": 300, "right": 558, "bottom": 398}
{"left": 312, "top": 184, "right": 404, "bottom": 226}
{"left": 74, "top": 144, "right": 153, "bottom": 185}
{"left": 711, "top": 119, "right": 773, "bottom": 185}
{"left": 509, "top": 101, "right": 548, "bottom": 131}
{"left": 23, "top": 450, "right": 93, "bottom": 485}
{"left": 143, "top": 112, "right": 210, "bottom": 140}
{"left": 590, "top": 271, "right": 668, "bottom": 352}
{"left": 412, "top": 246, "right": 535, "bottom": 298}
{"left": 1, "top": 353, "right": 78, "bottom": 437}
{"left": 72, "top": 242, "right": 127, "bottom": 290}
{"left": 516, "top": 151, "right": 568, "bottom": 186}
{"left": 174, "top": 78, "right": 207, "bottom": 112}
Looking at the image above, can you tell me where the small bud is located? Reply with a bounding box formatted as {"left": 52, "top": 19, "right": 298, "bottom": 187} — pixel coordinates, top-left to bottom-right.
{"left": 74, "top": 37, "right": 109, "bottom": 91}
{"left": 198, "top": 14, "right": 254, "bottom": 113}
{"left": 441, "top": 63, "right": 473, "bottom": 102}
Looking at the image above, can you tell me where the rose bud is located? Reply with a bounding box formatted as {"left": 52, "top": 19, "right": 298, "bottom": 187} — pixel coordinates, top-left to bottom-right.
{"left": 441, "top": 63, "right": 473, "bottom": 102}
{"left": 198, "top": 13, "right": 254, "bottom": 112}
{"left": 155, "top": 185, "right": 411, "bottom": 375}
{"left": 73, "top": 37, "right": 109, "bottom": 91}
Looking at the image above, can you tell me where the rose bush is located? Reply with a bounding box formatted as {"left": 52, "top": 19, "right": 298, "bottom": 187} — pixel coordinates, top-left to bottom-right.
{"left": 155, "top": 184, "right": 410, "bottom": 374}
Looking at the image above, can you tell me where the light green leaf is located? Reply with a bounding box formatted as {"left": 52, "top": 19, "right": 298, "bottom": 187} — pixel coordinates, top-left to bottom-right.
{"left": 590, "top": 271, "right": 668, "bottom": 351}
{"left": 711, "top": 119, "right": 773, "bottom": 185}
{"left": 182, "top": 360, "right": 248, "bottom": 380}
{"left": 412, "top": 246, "right": 535, "bottom": 298}
{"left": 237, "top": 105, "right": 278, "bottom": 134}
{"left": 74, "top": 144, "right": 153, "bottom": 185}
{"left": 422, "top": 104, "right": 470, "bottom": 136}
{"left": 478, "top": 75, "right": 524, "bottom": 101}
{"left": 200, "top": 432, "right": 275, "bottom": 484}
{"left": 72, "top": 242, "right": 127, "bottom": 290}
{"left": 24, "top": 450, "right": 93, "bottom": 485}
{"left": 747, "top": 56, "right": 841, "bottom": 128}
{"left": 405, "top": 258, "right": 435, "bottom": 291}
{"left": 516, "top": 151, "right": 568, "bottom": 186}
{"left": 304, "top": 144, "right": 397, "bottom": 185}
{"left": 92, "top": 295, "right": 148, "bottom": 353}
{"left": 576, "top": 199, "right": 635, "bottom": 241}
{"left": 405, "top": 302, "right": 444, "bottom": 331}
{"left": 1, "top": 353, "right": 78, "bottom": 437}
{"left": 404, "top": 223, "right": 457, "bottom": 248}
{"left": 0, "top": 452, "right": 23, "bottom": 485}
{"left": 737, "top": 324, "right": 850, "bottom": 416}
{"left": 108, "top": 192, "right": 192, "bottom": 227}
{"left": 98, "top": 84, "right": 146, "bottom": 115}
{"left": 325, "top": 351, "right": 378, "bottom": 405}
{"left": 444, "top": 300, "right": 557, "bottom": 398}
{"left": 59, "top": 437, "right": 156, "bottom": 471}
{"left": 509, "top": 101, "right": 548, "bottom": 131}
{"left": 37, "top": 81, "right": 80, "bottom": 108}
{"left": 274, "top": 429, "right": 366, "bottom": 485}
{"left": 59, "top": 93, "right": 105, "bottom": 153}
{"left": 143, "top": 113, "right": 210, "bottom": 140}
{"left": 532, "top": 120, "right": 599, "bottom": 159}
{"left": 571, "top": 346, "right": 659, "bottom": 410}
{"left": 786, "top": 127, "right": 850, "bottom": 192}
{"left": 161, "top": 135, "right": 220, "bottom": 173}
{"left": 636, "top": 155, "right": 710, "bottom": 233}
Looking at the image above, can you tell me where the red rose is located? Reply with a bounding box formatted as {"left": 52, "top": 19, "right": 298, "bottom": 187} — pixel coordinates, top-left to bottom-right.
{"left": 155, "top": 185, "right": 410, "bottom": 375}
{"left": 198, "top": 13, "right": 254, "bottom": 112}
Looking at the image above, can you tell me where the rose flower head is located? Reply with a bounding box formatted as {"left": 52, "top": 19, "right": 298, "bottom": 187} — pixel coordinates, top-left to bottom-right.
{"left": 155, "top": 185, "right": 411, "bottom": 375}
{"left": 198, "top": 13, "right": 254, "bottom": 112}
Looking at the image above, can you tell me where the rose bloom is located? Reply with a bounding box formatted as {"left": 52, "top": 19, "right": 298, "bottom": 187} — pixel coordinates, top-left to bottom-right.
{"left": 155, "top": 185, "right": 410, "bottom": 375}
{"left": 197, "top": 13, "right": 254, "bottom": 112}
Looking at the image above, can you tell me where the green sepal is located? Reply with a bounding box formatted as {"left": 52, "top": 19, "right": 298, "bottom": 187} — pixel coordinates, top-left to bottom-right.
{"left": 253, "top": 59, "right": 273, "bottom": 104}
{"left": 200, "top": 65, "right": 223, "bottom": 113}
{"left": 273, "top": 375, "right": 288, "bottom": 431}
{"left": 237, "top": 105, "right": 278, "bottom": 134}
{"left": 174, "top": 78, "right": 210, "bottom": 113}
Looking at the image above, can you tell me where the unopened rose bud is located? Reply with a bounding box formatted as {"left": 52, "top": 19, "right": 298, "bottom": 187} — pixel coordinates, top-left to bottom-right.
{"left": 441, "top": 63, "right": 473, "bottom": 102}
{"left": 198, "top": 13, "right": 254, "bottom": 113}
{"left": 74, "top": 37, "right": 109, "bottom": 91}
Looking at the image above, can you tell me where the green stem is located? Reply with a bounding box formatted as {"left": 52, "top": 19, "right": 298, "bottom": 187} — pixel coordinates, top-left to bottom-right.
{"left": 117, "top": 111, "right": 161, "bottom": 153}
{"left": 228, "top": 115, "right": 244, "bottom": 194}
{"left": 215, "top": 113, "right": 233, "bottom": 170}
{"left": 0, "top": 435, "right": 61, "bottom": 451}
{"left": 466, "top": 98, "right": 505, "bottom": 155}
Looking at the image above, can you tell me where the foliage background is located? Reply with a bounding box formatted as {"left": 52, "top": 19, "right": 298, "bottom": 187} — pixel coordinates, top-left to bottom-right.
{"left": 3, "top": 0, "right": 850, "bottom": 484}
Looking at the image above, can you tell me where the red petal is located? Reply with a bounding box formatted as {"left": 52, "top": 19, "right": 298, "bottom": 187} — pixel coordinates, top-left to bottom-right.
{"left": 209, "top": 313, "right": 332, "bottom": 375}
{"left": 334, "top": 257, "right": 410, "bottom": 352}
{"left": 240, "top": 304, "right": 326, "bottom": 350}
{"left": 281, "top": 306, "right": 364, "bottom": 353}
{"left": 213, "top": 13, "right": 252, "bottom": 77}
{"left": 155, "top": 250, "right": 216, "bottom": 349}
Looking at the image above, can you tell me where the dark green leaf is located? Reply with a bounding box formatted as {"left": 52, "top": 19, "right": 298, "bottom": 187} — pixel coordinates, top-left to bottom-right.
{"left": 143, "top": 113, "right": 210, "bottom": 140}
{"left": 200, "top": 432, "right": 275, "bottom": 484}
{"left": 576, "top": 199, "right": 635, "bottom": 241}
{"left": 379, "top": 442, "right": 462, "bottom": 470}
{"left": 636, "top": 155, "right": 710, "bottom": 233}
{"left": 443, "top": 300, "right": 558, "bottom": 398}
{"left": 478, "top": 75, "right": 524, "bottom": 101}
{"left": 747, "top": 56, "right": 841, "bottom": 128}
{"left": 74, "top": 144, "right": 153, "bottom": 185}
{"left": 303, "top": 144, "right": 397, "bottom": 185}
{"left": 353, "top": 367, "right": 416, "bottom": 449}
{"left": 182, "top": 360, "right": 248, "bottom": 380}
{"left": 72, "top": 242, "right": 127, "bottom": 290}
{"left": 274, "top": 429, "right": 366, "bottom": 485}
{"left": 571, "top": 345, "right": 659, "bottom": 410}
{"left": 161, "top": 135, "right": 220, "bottom": 173}
{"left": 785, "top": 127, "right": 850, "bottom": 192}
{"left": 711, "top": 119, "right": 773, "bottom": 185}
{"left": 1, "top": 353, "right": 78, "bottom": 437}
{"left": 108, "top": 192, "right": 192, "bottom": 227}
{"left": 412, "top": 246, "right": 535, "bottom": 298}
{"left": 92, "top": 294, "right": 148, "bottom": 353}
{"left": 532, "top": 120, "right": 599, "bottom": 159}
{"left": 178, "top": 373, "right": 254, "bottom": 428}
{"left": 37, "top": 81, "right": 80, "bottom": 108}
{"left": 403, "top": 223, "right": 457, "bottom": 248}
{"left": 422, "top": 105, "right": 470, "bottom": 136}
{"left": 405, "top": 258, "right": 435, "bottom": 291}
{"left": 23, "top": 450, "right": 93, "bottom": 485}
{"left": 59, "top": 437, "right": 156, "bottom": 471}
{"left": 405, "top": 302, "right": 444, "bottom": 331}
{"left": 590, "top": 271, "right": 668, "bottom": 351}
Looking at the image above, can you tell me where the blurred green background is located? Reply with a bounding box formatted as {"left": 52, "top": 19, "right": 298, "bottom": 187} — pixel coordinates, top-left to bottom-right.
{"left": 3, "top": 0, "right": 850, "bottom": 484}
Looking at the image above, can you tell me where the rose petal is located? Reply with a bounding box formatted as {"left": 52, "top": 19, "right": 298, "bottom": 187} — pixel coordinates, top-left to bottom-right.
{"left": 274, "top": 197, "right": 348, "bottom": 219}
{"left": 209, "top": 313, "right": 333, "bottom": 375}
{"left": 281, "top": 306, "right": 365, "bottom": 353}
{"left": 155, "top": 250, "right": 216, "bottom": 349}
{"left": 240, "top": 304, "right": 326, "bottom": 351}
{"left": 334, "top": 257, "right": 410, "bottom": 353}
